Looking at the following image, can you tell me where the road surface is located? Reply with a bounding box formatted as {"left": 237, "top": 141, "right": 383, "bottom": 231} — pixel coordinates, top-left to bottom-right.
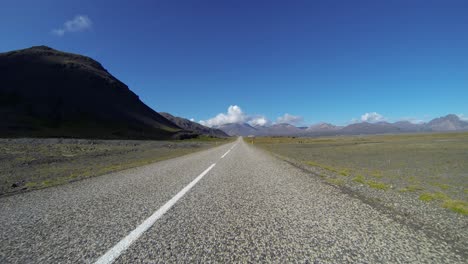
{"left": 0, "top": 137, "right": 464, "bottom": 263}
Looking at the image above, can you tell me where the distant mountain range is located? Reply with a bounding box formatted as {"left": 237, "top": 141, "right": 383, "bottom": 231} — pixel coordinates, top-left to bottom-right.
{"left": 215, "top": 114, "right": 468, "bottom": 136}
{"left": 0, "top": 46, "right": 225, "bottom": 139}
{"left": 307, "top": 123, "right": 343, "bottom": 132}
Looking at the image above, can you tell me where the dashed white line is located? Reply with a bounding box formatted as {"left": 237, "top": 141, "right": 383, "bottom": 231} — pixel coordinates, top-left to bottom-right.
{"left": 220, "top": 149, "right": 231, "bottom": 159}
{"left": 94, "top": 163, "right": 216, "bottom": 264}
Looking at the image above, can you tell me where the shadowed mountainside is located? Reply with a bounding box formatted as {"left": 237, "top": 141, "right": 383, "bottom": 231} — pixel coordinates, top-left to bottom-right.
{"left": 0, "top": 46, "right": 185, "bottom": 139}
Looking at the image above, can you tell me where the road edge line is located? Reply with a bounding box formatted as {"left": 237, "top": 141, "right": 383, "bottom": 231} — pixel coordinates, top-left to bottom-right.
{"left": 94, "top": 163, "right": 216, "bottom": 264}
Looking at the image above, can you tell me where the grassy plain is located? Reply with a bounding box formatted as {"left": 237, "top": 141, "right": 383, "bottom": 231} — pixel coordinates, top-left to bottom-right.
{"left": 1, "top": 136, "right": 232, "bottom": 196}
{"left": 249, "top": 133, "right": 468, "bottom": 215}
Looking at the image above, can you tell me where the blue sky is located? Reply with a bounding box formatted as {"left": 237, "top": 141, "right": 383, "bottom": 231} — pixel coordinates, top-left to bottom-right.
{"left": 1, "top": 0, "right": 467, "bottom": 126}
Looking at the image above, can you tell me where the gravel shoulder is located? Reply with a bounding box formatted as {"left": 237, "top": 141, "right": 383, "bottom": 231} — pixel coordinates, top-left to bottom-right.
{"left": 0, "top": 137, "right": 232, "bottom": 196}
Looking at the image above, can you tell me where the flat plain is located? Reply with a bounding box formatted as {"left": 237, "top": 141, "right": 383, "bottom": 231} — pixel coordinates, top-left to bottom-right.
{"left": 0, "top": 137, "right": 232, "bottom": 196}
{"left": 250, "top": 132, "right": 468, "bottom": 215}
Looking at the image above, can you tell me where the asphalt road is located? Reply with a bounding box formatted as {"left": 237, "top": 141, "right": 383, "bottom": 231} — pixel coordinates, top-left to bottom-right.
{"left": 0, "top": 137, "right": 464, "bottom": 263}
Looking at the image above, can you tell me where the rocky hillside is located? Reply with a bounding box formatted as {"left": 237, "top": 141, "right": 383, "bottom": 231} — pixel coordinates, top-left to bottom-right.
{"left": 425, "top": 114, "right": 468, "bottom": 131}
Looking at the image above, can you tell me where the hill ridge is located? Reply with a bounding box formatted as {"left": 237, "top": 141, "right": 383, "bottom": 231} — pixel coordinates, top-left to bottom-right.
{"left": 0, "top": 45, "right": 182, "bottom": 139}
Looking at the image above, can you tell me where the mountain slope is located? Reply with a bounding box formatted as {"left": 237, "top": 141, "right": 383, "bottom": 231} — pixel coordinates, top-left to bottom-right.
{"left": 160, "top": 112, "right": 229, "bottom": 138}
{"left": 260, "top": 123, "right": 303, "bottom": 136}
{"left": 216, "top": 123, "right": 258, "bottom": 136}
{"left": 0, "top": 46, "right": 182, "bottom": 139}
{"left": 340, "top": 122, "right": 402, "bottom": 135}
{"left": 307, "top": 122, "right": 343, "bottom": 132}
{"left": 393, "top": 121, "right": 424, "bottom": 132}
{"left": 425, "top": 114, "right": 468, "bottom": 131}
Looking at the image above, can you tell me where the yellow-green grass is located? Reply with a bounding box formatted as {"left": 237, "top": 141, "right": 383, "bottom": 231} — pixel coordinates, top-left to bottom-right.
{"left": 419, "top": 192, "right": 449, "bottom": 202}
{"left": 366, "top": 180, "right": 390, "bottom": 190}
{"left": 353, "top": 175, "right": 366, "bottom": 184}
{"left": 419, "top": 192, "right": 468, "bottom": 215}
{"left": 442, "top": 200, "right": 468, "bottom": 215}
{"left": 399, "top": 185, "right": 425, "bottom": 192}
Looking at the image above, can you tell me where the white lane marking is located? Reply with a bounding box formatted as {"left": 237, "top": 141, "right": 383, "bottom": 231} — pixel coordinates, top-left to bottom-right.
{"left": 220, "top": 149, "right": 231, "bottom": 159}
{"left": 94, "top": 163, "right": 216, "bottom": 264}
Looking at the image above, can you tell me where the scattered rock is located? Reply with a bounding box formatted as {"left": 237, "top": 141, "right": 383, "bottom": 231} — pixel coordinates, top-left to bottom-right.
{"left": 11, "top": 180, "right": 25, "bottom": 188}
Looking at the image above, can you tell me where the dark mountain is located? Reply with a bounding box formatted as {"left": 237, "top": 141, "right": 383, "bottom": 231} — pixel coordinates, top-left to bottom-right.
{"left": 260, "top": 123, "right": 303, "bottom": 136}
{"left": 340, "top": 122, "right": 402, "bottom": 135}
{"left": 216, "top": 123, "right": 258, "bottom": 136}
{"left": 0, "top": 46, "right": 183, "bottom": 139}
{"left": 307, "top": 122, "right": 342, "bottom": 132}
{"left": 393, "top": 121, "right": 424, "bottom": 132}
{"left": 425, "top": 114, "right": 468, "bottom": 131}
{"left": 160, "top": 112, "right": 229, "bottom": 138}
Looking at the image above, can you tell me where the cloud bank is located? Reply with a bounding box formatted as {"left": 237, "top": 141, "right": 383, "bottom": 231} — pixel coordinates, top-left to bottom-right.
{"left": 249, "top": 116, "right": 269, "bottom": 126}
{"left": 360, "top": 112, "right": 386, "bottom": 123}
{"left": 199, "top": 105, "right": 246, "bottom": 127}
{"left": 457, "top": 114, "right": 468, "bottom": 121}
{"left": 52, "top": 15, "right": 92, "bottom": 36}
{"left": 276, "top": 113, "right": 304, "bottom": 125}
{"left": 398, "top": 117, "right": 425, "bottom": 124}
{"left": 199, "top": 105, "right": 275, "bottom": 127}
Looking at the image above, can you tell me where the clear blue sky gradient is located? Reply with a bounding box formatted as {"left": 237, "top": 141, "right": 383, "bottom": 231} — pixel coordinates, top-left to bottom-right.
{"left": 1, "top": 0, "right": 467, "bottom": 125}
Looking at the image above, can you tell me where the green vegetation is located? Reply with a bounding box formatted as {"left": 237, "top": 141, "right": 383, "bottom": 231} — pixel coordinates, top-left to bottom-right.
{"left": 249, "top": 132, "right": 468, "bottom": 215}
{"left": 339, "top": 169, "right": 350, "bottom": 176}
{"left": 399, "top": 185, "right": 424, "bottom": 192}
{"left": 305, "top": 161, "right": 338, "bottom": 173}
{"left": 353, "top": 175, "right": 366, "bottom": 184}
{"left": 366, "top": 180, "right": 390, "bottom": 190}
{"left": 419, "top": 192, "right": 468, "bottom": 215}
{"left": 419, "top": 192, "right": 448, "bottom": 202}
{"left": 442, "top": 200, "right": 468, "bottom": 215}
{"left": 431, "top": 182, "right": 451, "bottom": 190}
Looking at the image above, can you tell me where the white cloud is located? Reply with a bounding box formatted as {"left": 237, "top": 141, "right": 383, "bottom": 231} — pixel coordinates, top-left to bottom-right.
{"left": 360, "top": 112, "right": 386, "bottom": 123}
{"left": 249, "top": 116, "right": 270, "bottom": 126}
{"left": 189, "top": 118, "right": 195, "bottom": 122}
{"left": 276, "top": 113, "right": 304, "bottom": 125}
{"left": 200, "top": 105, "right": 247, "bottom": 127}
{"left": 200, "top": 105, "right": 272, "bottom": 127}
{"left": 398, "top": 117, "right": 425, "bottom": 124}
{"left": 457, "top": 114, "right": 468, "bottom": 121}
{"left": 350, "top": 118, "right": 359, "bottom": 124}
{"left": 52, "top": 15, "right": 92, "bottom": 36}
